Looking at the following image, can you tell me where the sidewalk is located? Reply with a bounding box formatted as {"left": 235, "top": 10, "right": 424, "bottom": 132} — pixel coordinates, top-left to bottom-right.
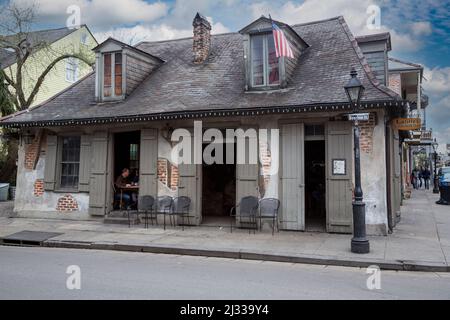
{"left": 0, "top": 190, "right": 449, "bottom": 272}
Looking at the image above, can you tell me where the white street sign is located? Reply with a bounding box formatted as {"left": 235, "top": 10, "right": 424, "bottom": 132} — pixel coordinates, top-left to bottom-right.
{"left": 347, "top": 113, "right": 370, "bottom": 121}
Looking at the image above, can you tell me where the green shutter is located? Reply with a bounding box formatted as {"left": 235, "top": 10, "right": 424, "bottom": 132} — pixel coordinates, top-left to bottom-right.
{"left": 326, "top": 121, "right": 353, "bottom": 234}
{"left": 78, "top": 135, "right": 92, "bottom": 192}
{"left": 88, "top": 131, "right": 109, "bottom": 216}
{"left": 139, "top": 129, "right": 158, "bottom": 197}
{"left": 44, "top": 134, "right": 58, "bottom": 191}
{"left": 280, "top": 123, "right": 305, "bottom": 231}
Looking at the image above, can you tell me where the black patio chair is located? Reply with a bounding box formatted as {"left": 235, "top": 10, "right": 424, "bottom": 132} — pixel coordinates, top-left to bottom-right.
{"left": 259, "top": 198, "right": 280, "bottom": 235}
{"left": 138, "top": 195, "right": 156, "bottom": 228}
{"left": 230, "top": 196, "right": 259, "bottom": 234}
{"left": 172, "top": 196, "right": 191, "bottom": 231}
{"left": 157, "top": 196, "right": 174, "bottom": 230}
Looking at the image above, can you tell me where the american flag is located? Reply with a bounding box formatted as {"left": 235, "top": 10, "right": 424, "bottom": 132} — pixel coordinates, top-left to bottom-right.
{"left": 272, "top": 22, "right": 294, "bottom": 59}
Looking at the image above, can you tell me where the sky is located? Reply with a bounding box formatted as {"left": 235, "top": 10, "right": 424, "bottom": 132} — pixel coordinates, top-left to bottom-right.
{"left": 2, "top": 0, "right": 450, "bottom": 151}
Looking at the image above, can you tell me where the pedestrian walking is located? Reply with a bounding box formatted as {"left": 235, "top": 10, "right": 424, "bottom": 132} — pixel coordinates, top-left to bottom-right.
{"left": 424, "top": 167, "right": 431, "bottom": 190}
{"left": 411, "top": 169, "right": 417, "bottom": 189}
{"left": 418, "top": 166, "right": 424, "bottom": 189}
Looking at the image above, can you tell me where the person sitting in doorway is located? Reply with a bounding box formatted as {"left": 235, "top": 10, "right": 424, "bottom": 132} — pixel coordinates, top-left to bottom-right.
{"left": 115, "top": 168, "right": 138, "bottom": 209}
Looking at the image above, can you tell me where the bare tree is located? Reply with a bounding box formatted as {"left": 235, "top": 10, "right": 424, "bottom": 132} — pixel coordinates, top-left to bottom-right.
{"left": 0, "top": 2, "right": 95, "bottom": 111}
{"left": 0, "top": 2, "right": 95, "bottom": 183}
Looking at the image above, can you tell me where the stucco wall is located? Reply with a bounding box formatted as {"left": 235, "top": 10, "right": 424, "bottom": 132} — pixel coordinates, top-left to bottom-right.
{"left": 14, "top": 140, "right": 91, "bottom": 220}
{"left": 359, "top": 110, "right": 388, "bottom": 235}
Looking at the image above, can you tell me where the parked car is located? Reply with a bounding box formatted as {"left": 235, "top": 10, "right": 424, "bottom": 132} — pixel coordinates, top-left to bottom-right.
{"left": 437, "top": 172, "right": 450, "bottom": 205}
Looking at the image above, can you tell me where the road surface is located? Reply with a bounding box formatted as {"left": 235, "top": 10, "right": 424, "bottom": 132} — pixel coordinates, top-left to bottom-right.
{"left": 0, "top": 246, "right": 449, "bottom": 299}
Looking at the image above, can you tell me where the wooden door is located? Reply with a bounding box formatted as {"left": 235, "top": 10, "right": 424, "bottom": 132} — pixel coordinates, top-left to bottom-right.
{"left": 326, "top": 121, "right": 353, "bottom": 233}
{"left": 140, "top": 129, "right": 158, "bottom": 198}
{"left": 89, "top": 131, "right": 109, "bottom": 216}
{"left": 280, "top": 123, "right": 305, "bottom": 231}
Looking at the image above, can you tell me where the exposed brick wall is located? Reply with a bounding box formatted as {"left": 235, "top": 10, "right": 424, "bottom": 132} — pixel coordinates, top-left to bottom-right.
{"left": 259, "top": 142, "right": 272, "bottom": 197}
{"left": 359, "top": 112, "right": 377, "bottom": 154}
{"left": 170, "top": 164, "right": 179, "bottom": 191}
{"left": 193, "top": 14, "right": 211, "bottom": 64}
{"left": 157, "top": 158, "right": 168, "bottom": 186}
{"left": 56, "top": 194, "right": 79, "bottom": 212}
{"left": 388, "top": 73, "right": 402, "bottom": 96}
{"left": 24, "top": 131, "right": 43, "bottom": 170}
{"left": 34, "top": 179, "right": 44, "bottom": 197}
{"left": 158, "top": 158, "right": 179, "bottom": 190}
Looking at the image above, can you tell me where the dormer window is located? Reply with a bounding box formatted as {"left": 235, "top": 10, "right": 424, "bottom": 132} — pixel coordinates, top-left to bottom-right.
{"left": 251, "top": 34, "right": 279, "bottom": 87}
{"left": 93, "top": 38, "right": 164, "bottom": 102}
{"left": 103, "top": 52, "right": 123, "bottom": 99}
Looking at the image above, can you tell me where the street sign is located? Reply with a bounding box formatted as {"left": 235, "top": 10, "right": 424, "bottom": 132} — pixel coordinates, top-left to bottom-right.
{"left": 347, "top": 113, "right": 370, "bottom": 121}
{"left": 392, "top": 118, "right": 421, "bottom": 131}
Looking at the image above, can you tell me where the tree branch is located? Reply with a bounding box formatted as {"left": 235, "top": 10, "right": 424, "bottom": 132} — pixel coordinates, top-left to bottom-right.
{"left": 24, "top": 53, "right": 93, "bottom": 108}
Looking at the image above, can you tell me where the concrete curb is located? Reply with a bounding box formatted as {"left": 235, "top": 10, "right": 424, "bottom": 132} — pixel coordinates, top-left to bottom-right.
{"left": 41, "top": 239, "right": 450, "bottom": 273}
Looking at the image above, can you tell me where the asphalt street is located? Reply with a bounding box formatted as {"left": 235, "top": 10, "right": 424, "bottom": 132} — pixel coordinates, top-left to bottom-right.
{"left": 0, "top": 246, "right": 449, "bottom": 299}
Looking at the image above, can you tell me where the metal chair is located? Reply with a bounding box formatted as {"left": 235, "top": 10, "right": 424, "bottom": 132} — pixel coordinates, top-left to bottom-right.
{"left": 138, "top": 195, "right": 156, "bottom": 228}
{"left": 157, "top": 196, "right": 174, "bottom": 230}
{"left": 172, "top": 196, "right": 191, "bottom": 231}
{"left": 259, "top": 198, "right": 280, "bottom": 235}
{"left": 230, "top": 196, "right": 259, "bottom": 234}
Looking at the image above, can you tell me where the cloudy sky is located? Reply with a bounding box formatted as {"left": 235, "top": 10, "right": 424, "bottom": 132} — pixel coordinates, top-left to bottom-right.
{"left": 3, "top": 0, "right": 450, "bottom": 151}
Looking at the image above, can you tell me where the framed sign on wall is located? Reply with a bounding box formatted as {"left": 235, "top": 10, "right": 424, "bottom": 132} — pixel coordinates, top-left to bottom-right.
{"left": 332, "top": 159, "right": 346, "bottom": 175}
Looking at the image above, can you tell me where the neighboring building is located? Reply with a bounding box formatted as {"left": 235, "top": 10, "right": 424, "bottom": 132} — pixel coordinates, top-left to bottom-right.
{"left": 0, "top": 14, "right": 407, "bottom": 236}
{"left": 0, "top": 25, "right": 97, "bottom": 108}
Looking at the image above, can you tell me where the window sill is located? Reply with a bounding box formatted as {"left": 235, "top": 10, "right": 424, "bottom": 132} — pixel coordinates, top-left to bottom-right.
{"left": 54, "top": 188, "right": 81, "bottom": 194}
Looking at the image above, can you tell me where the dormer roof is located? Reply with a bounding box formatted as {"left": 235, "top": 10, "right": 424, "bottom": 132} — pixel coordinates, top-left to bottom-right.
{"left": 239, "top": 15, "right": 309, "bottom": 48}
{"left": 93, "top": 37, "right": 164, "bottom": 63}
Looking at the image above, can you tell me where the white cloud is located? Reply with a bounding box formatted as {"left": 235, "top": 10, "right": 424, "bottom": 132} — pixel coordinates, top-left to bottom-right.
{"left": 411, "top": 21, "right": 432, "bottom": 36}
{"left": 423, "top": 67, "right": 450, "bottom": 95}
{"left": 95, "top": 24, "right": 192, "bottom": 45}
{"left": 12, "top": 0, "right": 169, "bottom": 29}
{"left": 249, "top": 0, "right": 423, "bottom": 53}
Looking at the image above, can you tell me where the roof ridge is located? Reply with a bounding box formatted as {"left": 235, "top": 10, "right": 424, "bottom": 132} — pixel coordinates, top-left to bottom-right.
{"left": 389, "top": 57, "right": 423, "bottom": 69}
{"left": 338, "top": 16, "right": 400, "bottom": 100}
{"left": 137, "top": 16, "right": 342, "bottom": 46}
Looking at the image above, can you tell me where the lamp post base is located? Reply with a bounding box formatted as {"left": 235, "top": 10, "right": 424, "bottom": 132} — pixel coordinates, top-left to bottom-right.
{"left": 351, "top": 238, "right": 370, "bottom": 254}
{"left": 433, "top": 178, "right": 440, "bottom": 194}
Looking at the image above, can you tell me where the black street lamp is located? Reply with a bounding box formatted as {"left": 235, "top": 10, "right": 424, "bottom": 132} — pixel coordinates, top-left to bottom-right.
{"left": 344, "top": 68, "right": 370, "bottom": 254}
{"left": 432, "top": 139, "right": 440, "bottom": 194}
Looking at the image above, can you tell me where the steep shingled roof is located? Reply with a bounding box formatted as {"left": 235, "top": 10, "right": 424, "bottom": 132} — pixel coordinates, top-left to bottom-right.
{"left": 0, "top": 26, "right": 80, "bottom": 68}
{"left": 1, "top": 17, "right": 401, "bottom": 127}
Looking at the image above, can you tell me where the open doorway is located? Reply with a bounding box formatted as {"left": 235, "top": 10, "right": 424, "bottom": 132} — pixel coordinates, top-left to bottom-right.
{"left": 201, "top": 143, "right": 236, "bottom": 226}
{"left": 305, "top": 140, "right": 326, "bottom": 232}
{"left": 112, "top": 131, "right": 140, "bottom": 210}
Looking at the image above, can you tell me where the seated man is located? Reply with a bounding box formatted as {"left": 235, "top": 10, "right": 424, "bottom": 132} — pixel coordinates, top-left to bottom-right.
{"left": 115, "top": 168, "right": 137, "bottom": 209}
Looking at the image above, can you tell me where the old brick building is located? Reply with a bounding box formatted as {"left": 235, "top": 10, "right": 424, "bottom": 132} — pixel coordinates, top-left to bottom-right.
{"left": 0, "top": 14, "right": 406, "bottom": 235}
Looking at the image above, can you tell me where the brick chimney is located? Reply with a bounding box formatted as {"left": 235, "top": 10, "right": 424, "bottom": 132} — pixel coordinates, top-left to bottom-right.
{"left": 193, "top": 13, "right": 211, "bottom": 64}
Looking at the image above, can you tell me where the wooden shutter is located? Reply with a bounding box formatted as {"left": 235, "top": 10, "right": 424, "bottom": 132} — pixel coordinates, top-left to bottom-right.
{"left": 178, "top": 137, "right": 201, "bottom": 225}
{"left": 78, "top": 135, "right": 92, "bottom": 192}
{"left": 235, "top": 132, "right": 259, "bottom": 227}
{"left": 326, "top": 121, "right": 353, "bottom": 233}
{"left": 44, "top": 134, "right": 58, "bottom": 191}
{"left": 280, "top": 123, "right": 305, "bottom": 231}
{"left": 88, "top": 131, "right": 109, "bottom": 216}
{"left": 140, "top": 129, "right": 158, "bottom": 197}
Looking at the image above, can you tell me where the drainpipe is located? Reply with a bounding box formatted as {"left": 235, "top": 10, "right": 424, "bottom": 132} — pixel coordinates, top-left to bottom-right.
{"left": 385, "top": 113, "right": 393, "bottom": 233}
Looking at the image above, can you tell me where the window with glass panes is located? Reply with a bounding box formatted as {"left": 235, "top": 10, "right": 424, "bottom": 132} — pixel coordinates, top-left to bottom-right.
{"left": 129, "top": 143, "right": 139, "bottom": 170}
{"left": 103, "top": 52, "right": 123, "bottom": 99}
{"left": 251, "top": 33, "right": 280, "bottom": 87}
{"left": 60, "top": 136, "right": 81, "bottom": 189}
